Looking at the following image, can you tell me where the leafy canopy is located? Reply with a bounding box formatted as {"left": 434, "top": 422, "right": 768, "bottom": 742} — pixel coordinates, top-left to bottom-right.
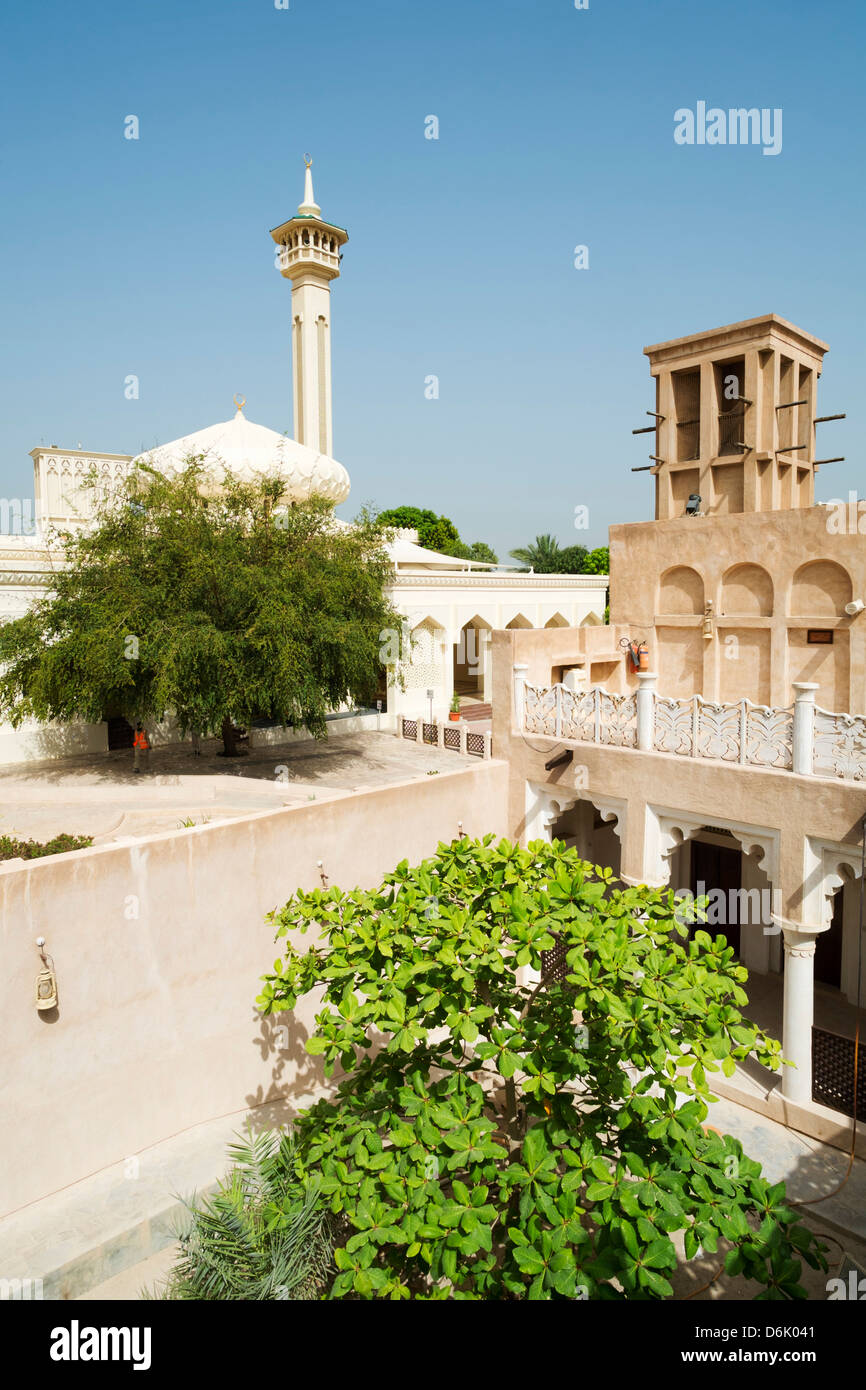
{"left": 0, "top": 462, "right": 400, "bottom": 748}
{"left": 509, "top": 535, "right": 610, "bottom": 575}
{"left": 377, "top": 506, "right": 498, "bottom": 565}
{"left": 258, "top": 836, "right": 825, "bottom": 1301}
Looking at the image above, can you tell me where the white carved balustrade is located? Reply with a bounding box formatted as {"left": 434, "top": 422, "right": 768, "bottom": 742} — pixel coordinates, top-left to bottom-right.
{"left": 514, "top": 666, "right": 866, "bottom": 783}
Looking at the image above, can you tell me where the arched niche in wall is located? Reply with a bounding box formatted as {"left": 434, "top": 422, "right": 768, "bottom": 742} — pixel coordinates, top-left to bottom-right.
{"left": 658, "top": 565, "right": 704, "bottom": 616}
{"left": 544, "top": 612, "right": 570, "bottom": 628}
{"left": 720, "top": 563, "right": 774, "bottom": 617}
{"left": 505, "top": 614, "right": 533, "bottom": 629}
{"left": 789, "top": 560, "right": 852, "bottom": 616}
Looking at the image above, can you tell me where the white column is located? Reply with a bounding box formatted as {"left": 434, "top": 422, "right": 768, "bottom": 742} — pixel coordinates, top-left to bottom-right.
{"left": 442, "top": 630, "right": 456, "bottom": 719}
{"left": 792, "top": 682, "right": 819, "bottom": 776}
{"left": 513, "top": 663, "right": 529, "bottom": 729}
{"left": 781, "top": 930, "right": 818, "bottom": 1103}
{"left": 636, "top": 671, "right": 658, "bottom": 751}
{"left": 482, "top": 632, "right": 494, "bottom": 704}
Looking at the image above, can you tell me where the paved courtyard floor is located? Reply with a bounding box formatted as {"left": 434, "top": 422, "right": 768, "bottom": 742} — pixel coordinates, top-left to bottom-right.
{"left": 0, "top": 732, "right": 476, "bottom": 844}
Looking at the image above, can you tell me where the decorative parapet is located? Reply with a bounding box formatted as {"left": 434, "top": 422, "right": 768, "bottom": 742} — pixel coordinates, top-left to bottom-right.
{"left": 653, "top": 694, "right": 794, "bottom": 769}
{"left": 390, "top": 573, "right": 608, "bottom": 589}
{"left": 813, "top": 708, "right": 866, "bottom": 782}
{"left": 515, "top": 667, "right": 866, "bottom": 783}
{"left": 524, "top": 683, "right": 637, "bottom": 748}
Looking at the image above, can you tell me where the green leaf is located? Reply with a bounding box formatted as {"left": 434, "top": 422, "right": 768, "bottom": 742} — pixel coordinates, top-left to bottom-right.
{"left": 513, "top": 1246, "right": 546, "bottom": 1275}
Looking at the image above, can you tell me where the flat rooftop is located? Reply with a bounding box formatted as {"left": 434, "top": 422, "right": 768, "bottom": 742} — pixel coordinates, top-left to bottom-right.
{"left": 0, "top": 731, "right": 475, "bottom": 844}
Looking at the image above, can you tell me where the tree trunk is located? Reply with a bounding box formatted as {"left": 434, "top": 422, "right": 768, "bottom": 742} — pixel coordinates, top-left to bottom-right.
{"left": 220, "top": 715, "right": 238, "bottom": 757}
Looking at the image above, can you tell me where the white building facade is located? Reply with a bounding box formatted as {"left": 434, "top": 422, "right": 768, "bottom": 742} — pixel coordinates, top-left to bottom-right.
{"left": 0, "top": 163, "right": 608, "bottom": 762}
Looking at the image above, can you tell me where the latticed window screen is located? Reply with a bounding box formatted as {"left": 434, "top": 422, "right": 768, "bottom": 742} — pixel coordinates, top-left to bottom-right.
{"left": 541, "top": 936, "right": 571, "bottom": 983}
{"left": 778, "top": 356, "right": 796, "bottom": 452}
{"left": 812, "top": 1026, "right": 866, "bottom": 1121}
{"left": 673, "top": 370, "right": 701, "bottom": 461}
{"left": 718, "top": 361, "right": 746, "bottom": 456}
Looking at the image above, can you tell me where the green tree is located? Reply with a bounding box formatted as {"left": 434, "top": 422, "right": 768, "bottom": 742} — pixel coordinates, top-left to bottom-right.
{"left": 377, "top": 507, "right": 496, "bottom": 564}
{"left": 509, "top": 534, "right": 563, "bottom": 572}
{"left": 508, "top": 540, "right": 609, "bottom": 575}
{"left": 466, "top": 541, "right": 498, "bottom": 566}
{"left": 258, "top": 836, "right": 825, "bottom": 1301}
{"left": 583, "top": 546, "right": 610, "bottom": 575}
{"left": 0, "top": 462, "right": 400, "bottom": 757}
{"left": 554, "top": 544, "right": 589, "bottom": 574}
{"left": 377, "top": 506, "right": 460, "bottom": 554}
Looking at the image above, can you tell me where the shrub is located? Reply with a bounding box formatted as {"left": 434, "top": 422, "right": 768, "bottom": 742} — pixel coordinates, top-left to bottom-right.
{"left": 158, "top": 1128, "right": 334, "bottom": 1300}
{"left": 258, "top": 836, "right": 826, "bottom": 1301}
{"left": 0, "top": 832, "right": 93, "bottom": 861}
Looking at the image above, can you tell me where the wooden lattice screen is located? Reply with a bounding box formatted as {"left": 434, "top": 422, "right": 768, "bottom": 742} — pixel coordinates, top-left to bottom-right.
{"left": 541, "top": 936, "right": 571, "bottom": 984}
{"left": 812, "top": 1026, "right": 866, "bottom": 1121}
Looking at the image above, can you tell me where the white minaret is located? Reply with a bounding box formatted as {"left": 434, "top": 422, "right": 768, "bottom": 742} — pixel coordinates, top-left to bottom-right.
{"left": 270, "top": 157, "right": 348, "bottom": 457}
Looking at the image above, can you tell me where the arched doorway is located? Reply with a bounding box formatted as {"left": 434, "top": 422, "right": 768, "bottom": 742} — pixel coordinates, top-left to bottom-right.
{"left": 453, "top": 617, "right": 491, "bottom": 704}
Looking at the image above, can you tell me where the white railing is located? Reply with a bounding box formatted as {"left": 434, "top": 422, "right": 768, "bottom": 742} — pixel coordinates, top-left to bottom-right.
{"left": 523, "top": 683, "right": 638, "bottom": 748}
{"left": 653, "top": 694, "right": 794, "bottom": 769}
{"left": 513, "top": 667, "right": 866, "bottom": 783}
{"left": 813, "top": 709, "right": 866, "bottom": 782}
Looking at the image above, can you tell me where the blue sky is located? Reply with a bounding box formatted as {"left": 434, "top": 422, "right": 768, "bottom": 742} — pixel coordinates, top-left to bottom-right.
{"left": 1, "top": 0, "right": 862, "bottom": 558}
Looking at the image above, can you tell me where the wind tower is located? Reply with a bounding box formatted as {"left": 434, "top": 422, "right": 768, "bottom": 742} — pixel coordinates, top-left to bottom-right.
{"left": 633, "top": 315, "right": 837, "bottom": 519}
{"left": 270, "top": 157, "right": 348, "bottom": 456}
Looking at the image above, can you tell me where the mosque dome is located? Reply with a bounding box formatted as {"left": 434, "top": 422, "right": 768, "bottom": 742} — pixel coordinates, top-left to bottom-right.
{"left": 133, "top": 401, "right": 351, "bottom": 505}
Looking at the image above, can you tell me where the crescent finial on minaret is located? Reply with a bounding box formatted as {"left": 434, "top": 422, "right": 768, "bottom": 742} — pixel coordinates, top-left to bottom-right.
{"left": 298, "top": 155, "right": 321, "bottom": 217}
{"left": 233, "top": 394, "right": 246, "bottom": 415}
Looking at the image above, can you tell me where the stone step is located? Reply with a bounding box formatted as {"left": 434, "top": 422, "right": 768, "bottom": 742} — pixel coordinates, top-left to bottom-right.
{"left": 458, "top": 703, "right": 492, "bottom": 722}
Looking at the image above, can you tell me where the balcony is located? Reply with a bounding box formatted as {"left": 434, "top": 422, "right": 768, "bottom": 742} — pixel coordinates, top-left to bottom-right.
{"left": 514, "top": 671, "right": 866, "bottom": 782}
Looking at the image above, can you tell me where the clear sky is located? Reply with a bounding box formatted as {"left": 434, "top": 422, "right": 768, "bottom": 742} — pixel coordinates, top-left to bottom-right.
{"left": 1, "top": 0, "right": 862, "bottom": 559}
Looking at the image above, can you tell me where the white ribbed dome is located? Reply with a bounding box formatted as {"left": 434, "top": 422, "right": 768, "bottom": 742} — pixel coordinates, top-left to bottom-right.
{"left": 133, "top": 407, "right": 351, "bottom": 504}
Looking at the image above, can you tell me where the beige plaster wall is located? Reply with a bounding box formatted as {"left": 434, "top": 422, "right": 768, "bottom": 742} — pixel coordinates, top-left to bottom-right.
{"left": 0, "top": 760, "right": 509, "bottom": 1215}
{"left": 501, "top": 624, "right": 632, "bottom": 694}
{"left": 609, "top": 506, "right": 866, "bottom": 712}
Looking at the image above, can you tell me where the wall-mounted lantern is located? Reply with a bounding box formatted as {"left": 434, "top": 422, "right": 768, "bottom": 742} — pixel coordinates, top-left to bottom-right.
{"left": 35, "top": 937, "right": 58, "bottom": 1011}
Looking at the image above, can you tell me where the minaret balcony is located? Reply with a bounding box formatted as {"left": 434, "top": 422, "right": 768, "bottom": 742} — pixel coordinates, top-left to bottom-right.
{"left": 276, "top": 241, "right": 342, "bottom": 279}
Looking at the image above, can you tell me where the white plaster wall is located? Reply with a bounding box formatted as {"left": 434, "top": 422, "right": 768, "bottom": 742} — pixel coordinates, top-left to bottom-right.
{"left": 0, "top": 759, "right": 509, "bottom": 1214}
{"left": 389, "top": 575, "right": 609, "bottom": 719}
{"left": 0, "top": 717, "right": 108, "bottom": 765}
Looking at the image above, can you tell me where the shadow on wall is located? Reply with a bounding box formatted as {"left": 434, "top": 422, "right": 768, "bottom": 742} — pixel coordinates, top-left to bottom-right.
{"left": 245, "top": 1008, "right": 394, "bottom": 1125}
{"left": 0, "top": 719, "right": 108, "bottom": 764}
{"left": 246, "top": 1007, "right": 320, "bottom": 1114}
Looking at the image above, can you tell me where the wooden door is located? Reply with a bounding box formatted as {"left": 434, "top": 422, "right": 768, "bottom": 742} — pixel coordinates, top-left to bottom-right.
{"left": 814, "top": 889, "right": 844, "bottom": 990}
{"left": 690, "top": 840, "right": 742, "bottom": 958}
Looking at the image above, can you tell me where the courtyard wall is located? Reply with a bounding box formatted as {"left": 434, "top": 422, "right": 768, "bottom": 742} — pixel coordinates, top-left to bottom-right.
{"left": 0, "top": 759, "right": 508, "bottom": 1214}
